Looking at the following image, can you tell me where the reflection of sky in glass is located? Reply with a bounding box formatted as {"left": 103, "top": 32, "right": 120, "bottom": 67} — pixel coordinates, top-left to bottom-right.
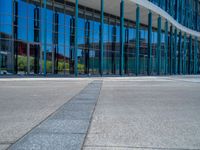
{"left": 0, "top": 0, "right": 138, "bottom": 57}
{"left": 0, "top": 0, "right": 160, "bottom": 58}
{"left": 129, "top": 28, "right": 136, "bottom": 41}
{"left": 46, "top": 9, "right": 53, "bottom": 44}
{"left": 0, "top": 0, "right": 12, "bottom": 34}
{"left": 0, "top": 0, "right": 12, "bottom": 14}
{"left": 28, "top": 3, "right": 36, "bottom": 42}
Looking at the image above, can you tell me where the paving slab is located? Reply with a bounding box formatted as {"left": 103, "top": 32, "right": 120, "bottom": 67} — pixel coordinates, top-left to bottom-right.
{"left": 34, "top": 119, "right": 90, "bottom": 134}
{"left": 50, "top": 109, "right": 93, "bottom": 120}
{"left": 0, "top": 145, "right": 10, "bottom": 150}
{"left": 0, "top": 79, "right": 92, "bottom": 148}
{"left": 8, "top": 80, "right": 102, "bottom": 150}
{"left": 9, "top": 133, "right": 85, "bottom": 150}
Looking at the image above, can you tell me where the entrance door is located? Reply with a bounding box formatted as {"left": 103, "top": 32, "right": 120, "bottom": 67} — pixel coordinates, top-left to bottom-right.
{"left": 29, "top": 43, "right": 40, "bottom": 74}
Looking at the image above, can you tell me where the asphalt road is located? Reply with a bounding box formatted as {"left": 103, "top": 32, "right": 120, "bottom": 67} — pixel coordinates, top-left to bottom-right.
{"left": 0, "top": 76, "right": 200, "bottom": 150}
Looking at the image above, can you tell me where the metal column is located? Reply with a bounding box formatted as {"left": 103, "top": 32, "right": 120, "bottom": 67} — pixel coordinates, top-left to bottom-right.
{"left": 148, "top": 11, "right": 152, "bottom": 76}
{"left": 100, "top": 0, "right": 104, "bottom": 76}
{"left": 183, "top": 33, "right": 187, "bottom": 74}
{"left": 0, "top": 40, "right": 1, "bottom": 74}
{"left": 176, "top": 0, "right": 179, "bottom": 21}
{"left": 170, "top": 26, "right": 173, "bottom": 75}
{"left": 157, "top": 16, "right": 161, "bottom": 75}
{"left": 178, "top": 31, "right": 182, "bottom": 74}
{"left": 74, "top": 0, "right": 78, "bottom": 77}
{"left": 194, "top": 37, "right": 198, "bottom": 74}
{"left": 174, "top": 28, "right": 177, "bottom": 74}
{"left": 120, "top": 0, "right": 124, "bottom": 76}
{"left": 27, "top": 44, "right": 30, "bottom": 74}
{"left": 180, "top": 0, "right": 183, "bottom": 24}
{"left": 189, "top": 36, "right": 192, "bottom": 74}
{"left": 164, "top": 20, "right": 168, "bottom": 75}
{"left": 135, "top": 5, "right": 140, "bottom": 76}
{"left": 43, "top": 0, "right": 47, "bottom": 75}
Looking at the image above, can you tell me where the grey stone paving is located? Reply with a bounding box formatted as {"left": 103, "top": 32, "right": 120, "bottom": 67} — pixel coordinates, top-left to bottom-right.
{"left": 1, "top": 76, "right": 200, "bottom": 150}
{"left": 0, "top": 79, "right": 92, "bottom": 148}
{"left": 8, "top": 80, "right": 102, "bottom": 150}
{"left": 84, "top": 76, "right": 200, "bottom": 150}
{"left": 0, "top": 145, "right": 9, "bottom": 150}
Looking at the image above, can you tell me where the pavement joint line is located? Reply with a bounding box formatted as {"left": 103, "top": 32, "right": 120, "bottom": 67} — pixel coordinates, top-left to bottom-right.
{"left": 81, "top": 80, "right": 103, "bottom": 150}
{"left": 7, "top": 80, "right": 103, "bottom": 150}
{"left": 83, "top": 145, "right": 200, "bottom": 150}
{"left": 6, "top": 80, "right": 93, "bottom": 150}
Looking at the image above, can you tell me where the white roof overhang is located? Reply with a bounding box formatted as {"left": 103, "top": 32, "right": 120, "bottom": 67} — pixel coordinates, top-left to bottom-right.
{"left": 67, "top": 0, "right": 200, "bottom": 39}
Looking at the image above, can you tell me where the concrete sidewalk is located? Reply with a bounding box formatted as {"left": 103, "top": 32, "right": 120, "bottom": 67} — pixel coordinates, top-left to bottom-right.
{"left": 84, "top": 76, "right": 200, "bottom": 149}
{"left": 0, "top": 76, "right": 200, "bottom": 150}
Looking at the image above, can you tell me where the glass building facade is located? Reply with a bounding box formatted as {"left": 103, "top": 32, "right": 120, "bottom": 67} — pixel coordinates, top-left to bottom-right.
{"left": 0, "top": 0, "right": 200, "bottom": 76}
{"left": 149, "top": 0, "right": 200, "bottom": 32}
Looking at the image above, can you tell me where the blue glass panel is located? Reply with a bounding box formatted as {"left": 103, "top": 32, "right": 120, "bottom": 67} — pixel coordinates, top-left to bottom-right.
{"left": 116, "top": 25, "right": 120, "bottom": 44}
{"left": 0, "top": 0, "right": 12, "bottom": 35}
{"left": 17, "top": 0, "right": 27, "bottom": 18}
{"left": 93, "top": 21, "right": 100, "bottom": 45}
{"left": 0, "top": 14, "right": 12, "bottom": 25}
{"left": 0, "top": 0, "right": 12, "bottom": 14}
{"left": 41, "top": 8, "right": 45, "bottom": 44}
{"left": 58, "top": 12, "right": 64, "bottom": 25}
{"left": 57, "top": 12, "right": 65, "bottom": 45}
{"left": 0, "top": 25, "right": 12, "bottom": 35}
{"left": 18, "top": 26, "right": 27, "bottom": 41}
{"left": 65, "top": 15, "right": 71, "bottom": 47}
{"left": 77, "top": 18, "right": 85, "bottom": 46}
{"left": 103, "top": 23, "right": 109, "bottom": 46}
{"left": 27, "top": 3, "right": 41, "bottom": 42}
{"left": 46, "top": 9, "right": 53, "bottom": 44}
